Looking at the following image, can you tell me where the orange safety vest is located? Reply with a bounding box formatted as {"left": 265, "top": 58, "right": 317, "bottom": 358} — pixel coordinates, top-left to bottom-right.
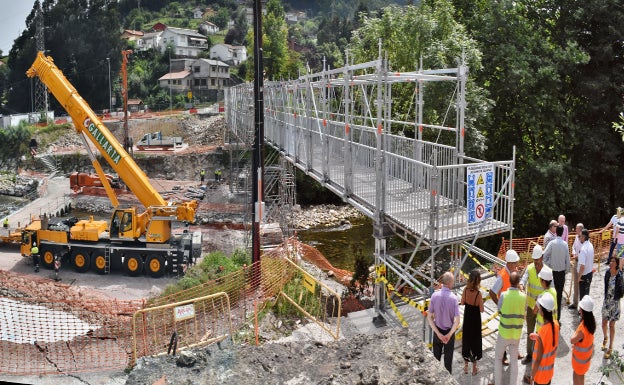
{"left": 499, "top": 267, "right": 511, "bottom": 294}
{"left": 572, "top": 322, "right": 594, "bottom": 375}
{"left": 533, "top": 320, "right": 560, "bottom": 384}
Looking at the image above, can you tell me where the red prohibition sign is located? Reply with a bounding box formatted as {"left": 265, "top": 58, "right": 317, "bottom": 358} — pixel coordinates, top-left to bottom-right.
{"left": 476, "top": 203, "right": 485, "bottom": 219}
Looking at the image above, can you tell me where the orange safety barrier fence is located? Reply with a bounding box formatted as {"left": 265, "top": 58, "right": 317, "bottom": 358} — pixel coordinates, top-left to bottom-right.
{"left": 497, "top": 227, "right": 612, "bottom": 266}
{"left": 132, "top": 292, "right": 233, "bottom": 364}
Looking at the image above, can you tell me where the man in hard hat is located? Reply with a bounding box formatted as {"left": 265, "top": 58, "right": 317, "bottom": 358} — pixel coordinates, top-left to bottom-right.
{"left": 490, "top": 249, "right": 523, "bottom": 364}
{"left": 519, "top": 244, "right": 546, "bottom": 363}
{"left": 31, "top": 242, "right": 39, "bottom": 273}
{"left": 493, "top": 271, "right": 526, "bottom": 385}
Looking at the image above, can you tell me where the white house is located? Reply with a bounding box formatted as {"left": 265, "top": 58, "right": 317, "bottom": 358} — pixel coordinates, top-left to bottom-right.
{"left": 199, "top": 21, "right": 219, "bottom": 35}
{"left": 192, "top": 7, "right": 203, "bottom": 19}
{"left": 285, "top": 11, "right": 306, "bottom": 24}
{"left": 210, "top": 44, "right": 248, "bottom": 66}
{"left": 137, "top": 31, "right": 163, "bottom": 51}
{"left": 160, "top": 27, "right": 208, "bottom": 57}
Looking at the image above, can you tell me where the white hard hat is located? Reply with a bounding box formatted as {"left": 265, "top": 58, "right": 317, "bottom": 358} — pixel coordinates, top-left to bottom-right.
{"left": 33, "top": 242, "right": 37, "bottom": 246}
{"left": 579, "top": 295, "right": 594, "bottom": 312}
{"left": 505, "top": 249, "right": 520, "bottom": 263}
{"left": 538, "top": 292, "right": 555, "bottom": 312}
{"left": 538, "top": 266, "right": 553, "bottom": 281}
{"left": 531, "top": 245, "right": 543, "bottom": 260}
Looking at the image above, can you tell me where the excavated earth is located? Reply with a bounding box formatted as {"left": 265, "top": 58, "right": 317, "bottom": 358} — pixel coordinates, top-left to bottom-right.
{"left": 126, "top": 328, "right": 457, "bottom": 385}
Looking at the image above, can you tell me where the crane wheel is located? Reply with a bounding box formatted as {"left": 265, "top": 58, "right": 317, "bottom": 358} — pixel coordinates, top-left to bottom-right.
{"left": 147, "top": 255, "right": 166, "bottom": 278}
{"left": 92, "top": 254, "right": 107, "bottom": 275}
{"left": 124, "top": 255, "right": 143, "bottom": 277}
{"left": 72, "top": 252, "right": 91, "bottom": 273}
{"left": 41, "top": 249, "right": 55, "bottom": 269}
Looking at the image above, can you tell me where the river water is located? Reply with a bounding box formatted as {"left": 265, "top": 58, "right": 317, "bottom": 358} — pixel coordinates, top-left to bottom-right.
{"left": 0, "top": 195, "right": 29, "bottom": 219}
{"left": 297, "top": 217, "right": 376, "bottom": 271}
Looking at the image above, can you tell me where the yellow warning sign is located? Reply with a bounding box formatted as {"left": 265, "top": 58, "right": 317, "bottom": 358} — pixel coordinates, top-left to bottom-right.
{"left": 477, "top": 175, "right": 484, "bottom": 185}
{"left": 477, "top": 187, "right": 484, "bottom": 198}
{"left": 302, "top": 272, "right": 316, "bottom": 293}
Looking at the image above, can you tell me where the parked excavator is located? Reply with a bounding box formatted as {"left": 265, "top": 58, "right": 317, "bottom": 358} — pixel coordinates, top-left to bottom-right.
{"left": 21, "top": 52, "right": 202, "bottom": 277}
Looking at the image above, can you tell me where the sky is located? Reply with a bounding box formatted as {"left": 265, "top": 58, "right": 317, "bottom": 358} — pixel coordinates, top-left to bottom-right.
{"left": 0, "top": 0, "right": 37, "bottom": 55}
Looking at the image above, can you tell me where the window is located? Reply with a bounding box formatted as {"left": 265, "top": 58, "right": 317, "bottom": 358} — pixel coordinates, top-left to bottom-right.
{"left": 194, "top": 66, "right": 200, "bottom": 73}
{"left": 194, "top": 79, "right": 200, "bottom": 86}
{"left": 211, "top": 66, "right": 217, "bottom": 72}
{"left": 201, "top": 79, "right": 207, "bottom": 86}
{"left": 211, "top": 79, "right": 215, "bottom": 86}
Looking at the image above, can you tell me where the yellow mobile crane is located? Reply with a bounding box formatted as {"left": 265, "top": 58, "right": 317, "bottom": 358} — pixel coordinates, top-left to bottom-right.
{"left": 21, "top": 52, "right": 201, "bottom": 277}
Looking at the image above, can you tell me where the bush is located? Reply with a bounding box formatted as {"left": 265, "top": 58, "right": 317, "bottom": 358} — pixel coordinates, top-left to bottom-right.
{"left": 160, "top": 250, "right": 249, "bottom": 297}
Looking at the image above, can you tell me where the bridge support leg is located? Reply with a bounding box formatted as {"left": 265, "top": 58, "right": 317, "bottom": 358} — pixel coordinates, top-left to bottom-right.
{"left": 373, "top": 229, "right": 388, "bottom": 327}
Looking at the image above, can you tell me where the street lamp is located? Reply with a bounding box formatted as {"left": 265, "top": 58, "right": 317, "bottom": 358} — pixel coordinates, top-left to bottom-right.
{"left": 106, "top": 57, "right": 112, "bottom": 113}
{"left": 169, "top": 50, "right": 172, "bottom": 112}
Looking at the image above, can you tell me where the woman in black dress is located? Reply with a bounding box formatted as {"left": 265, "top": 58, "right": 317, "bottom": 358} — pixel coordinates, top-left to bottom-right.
{"left": 461, "top": 269, "right": 484, "bottom": 375}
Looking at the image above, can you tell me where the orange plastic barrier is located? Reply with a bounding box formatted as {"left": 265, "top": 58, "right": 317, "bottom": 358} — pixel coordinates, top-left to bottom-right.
{"left": 497, "top": 228, "right": 612, "bottom": 265}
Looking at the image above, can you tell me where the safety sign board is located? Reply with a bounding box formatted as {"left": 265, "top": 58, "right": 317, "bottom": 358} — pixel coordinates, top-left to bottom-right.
{"left": 467, "top": 163, "right": 494, "bottom": 229}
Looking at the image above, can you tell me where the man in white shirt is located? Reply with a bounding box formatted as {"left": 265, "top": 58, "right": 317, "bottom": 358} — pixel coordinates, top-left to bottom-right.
{"left": 569, "top": 223, "right": 583, "bottom": 309}
{"left": 577, "top": 228, "right": 594, "bottom": 299}
{"left": 558, "top": 214, "right": 569, "bottom": 243}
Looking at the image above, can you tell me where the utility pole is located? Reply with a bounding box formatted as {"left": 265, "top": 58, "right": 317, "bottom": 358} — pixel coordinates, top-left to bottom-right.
{"left": 252, "top": 0, "right": 265, "bottom": 268}
{"left": 121, "top": 50, "right": 133, "bottom": 155}
{"left": 169, "top": 49, "right": 173, "bottom": 112}
{"left": 106, "top": 57, "right": 112, "bottom": 114}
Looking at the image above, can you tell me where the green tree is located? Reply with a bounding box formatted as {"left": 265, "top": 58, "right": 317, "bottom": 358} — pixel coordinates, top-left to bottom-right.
{"left": 349, "top": 2, "right": 488, "bottom": 155}
{"left": 246, "top": 0, "right": 296, "bottom": 81}
{"left": 451, "top": 0, "right": 622, "bottom": 234}
{"left": 263, "top": 0, "right": 289, "bottom": 80}
{"left": 211, "top": 7, "right": 230, "bottom": 30}
{"left": 0, "top": 122, "right": 31, "bottom": 171}
{"left": 7, "top": 0, "right": 124, "bottom": 114}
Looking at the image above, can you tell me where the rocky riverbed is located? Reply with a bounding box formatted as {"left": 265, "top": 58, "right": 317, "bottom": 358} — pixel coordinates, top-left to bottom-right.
{"left": 0, "top": 174, "right": 38, "bottom": 197}
{"left": 292, "top": 204, "right": 364, "bottom": 230}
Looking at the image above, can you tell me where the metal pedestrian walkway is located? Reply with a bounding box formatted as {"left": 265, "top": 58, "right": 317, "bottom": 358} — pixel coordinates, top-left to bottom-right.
{"left": 225, "top": 52, "right": 515, "bottom": 324}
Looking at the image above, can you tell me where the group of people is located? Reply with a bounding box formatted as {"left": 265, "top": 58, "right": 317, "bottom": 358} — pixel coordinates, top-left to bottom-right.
{"left": 426, "top": 213, "right": 624, "bottom": 385}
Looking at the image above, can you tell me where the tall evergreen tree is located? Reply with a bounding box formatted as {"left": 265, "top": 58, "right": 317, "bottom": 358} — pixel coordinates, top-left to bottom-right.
{"left": 6, "top": 0, "right": 124, "bottom": 114}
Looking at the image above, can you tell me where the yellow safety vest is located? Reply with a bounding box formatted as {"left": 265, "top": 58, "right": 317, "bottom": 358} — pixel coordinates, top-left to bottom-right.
{"left": 526, "top": 264, "right": 544, "bottom": 309}
{"left": 498, "top": 288, "right": 526, "bottom": 340}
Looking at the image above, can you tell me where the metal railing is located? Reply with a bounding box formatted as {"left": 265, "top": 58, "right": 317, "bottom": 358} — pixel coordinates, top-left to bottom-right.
{"left": 132, "top": 292, "right": 233, "bottom": 365}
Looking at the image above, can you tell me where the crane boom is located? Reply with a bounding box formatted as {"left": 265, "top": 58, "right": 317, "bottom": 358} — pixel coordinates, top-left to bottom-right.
{"left": 26, "top": 52, "right": 196, "bottom": 222}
